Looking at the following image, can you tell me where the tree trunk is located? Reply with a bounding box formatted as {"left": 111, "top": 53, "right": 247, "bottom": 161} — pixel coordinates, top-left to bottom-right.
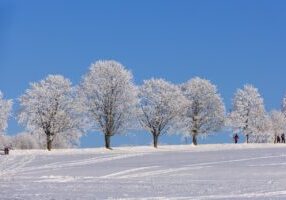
{"left": 192, "top": 134, "right": 198, "bottom": 145}
{"left": 153, "top": 134, "right": 159, "bottom": 148}
{"left": 105, "top": 134, "right": 112, "bottom": 149}
{"left": 246, "top": 134, "right": 249, "bottom": 144}
{"left": 47, "top": 137, "right": 52, "bottom": 151}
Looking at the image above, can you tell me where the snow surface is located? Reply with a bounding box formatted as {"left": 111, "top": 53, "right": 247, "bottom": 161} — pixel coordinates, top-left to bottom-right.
{"left": 1, "top": 144, "right": 286, "bottom": 199}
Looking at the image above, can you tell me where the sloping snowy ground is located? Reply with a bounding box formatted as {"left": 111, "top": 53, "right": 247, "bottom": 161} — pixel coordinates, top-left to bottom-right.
{"left": 1, "top": 144, "right": 286, "bottom": 200}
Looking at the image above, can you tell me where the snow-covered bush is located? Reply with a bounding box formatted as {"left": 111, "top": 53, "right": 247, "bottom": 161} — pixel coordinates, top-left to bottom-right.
{"left": 12, "top": 132, "right": 40, "bottom": 149}
{"left": 0, "top": 135, "right": 12, "bottom": 149}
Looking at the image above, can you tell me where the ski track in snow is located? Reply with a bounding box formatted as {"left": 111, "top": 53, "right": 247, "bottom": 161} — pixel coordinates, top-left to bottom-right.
{"left": 0, "top": 155, "right": 35, "bottom": 177}
{"left": 99, "top": 166, "right": 160, "bottom": 179}
{"left": 1, "top": 144, "right": 286, "bottom": 199}
{"left": 185, "top": 154, "right": 286, "bottom": 167}
{"left": 119, "top": 190, "right": 286, "bottom": 199}
{"left": 17, "top": 152, "right": 149, "bottom": 175}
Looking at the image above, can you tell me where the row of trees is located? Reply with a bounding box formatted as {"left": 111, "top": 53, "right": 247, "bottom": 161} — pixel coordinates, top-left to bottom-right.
{"left": 1, "top": 60, "right": 286, "bottom": 150}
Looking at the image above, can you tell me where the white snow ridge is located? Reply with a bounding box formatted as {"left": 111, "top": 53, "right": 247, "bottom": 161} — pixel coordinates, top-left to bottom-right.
{"left": 1, "top": 144, "right": 286, "bottom": 199}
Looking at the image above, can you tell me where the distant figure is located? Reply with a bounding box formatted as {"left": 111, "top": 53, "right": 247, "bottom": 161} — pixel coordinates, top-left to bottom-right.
{"left": 277, "top": 135, "right": 281, "bottom": 143}
{"left": 233, "top": 134, "right": 239, "bottom": 144}
{"left": 4, "top": 147, "right": 9, "bottom": 155}
{"left": 281, "top": 134, "right": 285, "bottom": 143}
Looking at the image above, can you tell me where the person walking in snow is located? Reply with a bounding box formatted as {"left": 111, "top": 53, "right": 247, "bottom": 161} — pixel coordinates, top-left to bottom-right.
{"left": 233, "top": 134, "right": 239, "bottom": 144}
{"left": 281, "top": 133, "right": 285, "bottom": 143}
{"left": 277, "top": 135, "right": 281, "bottom": 143}
{"left": 4, "top": 146, "right": 9, "bottom": 155}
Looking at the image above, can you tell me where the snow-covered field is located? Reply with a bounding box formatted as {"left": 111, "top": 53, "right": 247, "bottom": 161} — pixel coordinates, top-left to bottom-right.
{"left": 1, "top": 144, "right": 286, "bottom": 200}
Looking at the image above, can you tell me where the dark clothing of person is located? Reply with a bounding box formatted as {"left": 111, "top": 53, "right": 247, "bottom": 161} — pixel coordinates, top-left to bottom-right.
{"left": 233, "top": 134, "right": 239, "bottom": 144}
{"left": 281, "top": 134, "right": 285, "bottom": 143}
{"left": 277, "top": 136, "right": 281, "bottom": 143}
{"left": 4, "top": 147, "right": 9, "bottom": 155}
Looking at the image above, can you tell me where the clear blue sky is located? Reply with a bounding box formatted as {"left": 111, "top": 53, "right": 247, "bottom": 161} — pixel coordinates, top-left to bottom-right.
{"left": 1, "top": 0, "right": 286, "bottom": 147}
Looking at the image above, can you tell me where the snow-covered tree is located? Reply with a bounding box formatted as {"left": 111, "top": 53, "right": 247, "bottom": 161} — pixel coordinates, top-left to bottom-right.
{"left": 0, "top": 91, "right": 13, "bottom": 135}
{"left": 18, "top": 75, "right": 84, "bottom": 151}
{"left": 248, "top": 114, "right": 271, "bottom": 143}
{"left": 228, "top": 84, "right": 266, "bottom": 143}
{"left": 79, "top": 60, "right": 138, "bottom": 149}
{"left": 181, "top": 77, "right": 225, "bottom": 145}
{"left": 281, "top": 95, "right": 286, "bottom": 116}
{"left": 138, "top": 78, "right": 187, "bottom": 148}
{"left": 269, "top": 110, "right": 286, "bottom": 143}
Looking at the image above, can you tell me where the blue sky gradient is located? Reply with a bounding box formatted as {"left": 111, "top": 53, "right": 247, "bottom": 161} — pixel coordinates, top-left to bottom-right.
{"left": 1, "top": 0, "right": 286, "bottom": 147}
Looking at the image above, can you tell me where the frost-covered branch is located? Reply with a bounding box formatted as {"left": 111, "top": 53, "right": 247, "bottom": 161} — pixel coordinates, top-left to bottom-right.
{"left": 0, "top": 91, "right": 13, "bottom": 135}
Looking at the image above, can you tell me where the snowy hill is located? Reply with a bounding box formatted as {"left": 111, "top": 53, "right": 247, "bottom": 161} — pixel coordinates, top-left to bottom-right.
{"left": 1, "top": 144, "right": 286, "bottom": 199}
